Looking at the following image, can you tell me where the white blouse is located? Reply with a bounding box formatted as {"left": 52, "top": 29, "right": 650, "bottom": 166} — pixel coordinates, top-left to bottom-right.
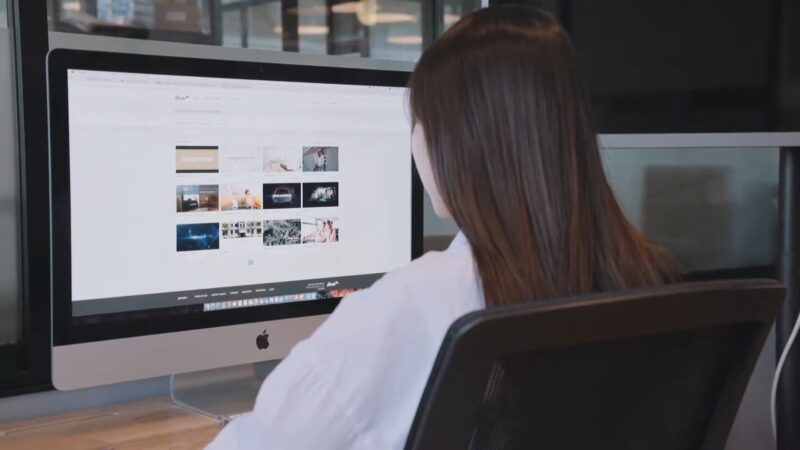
{"left": 206, "top": 233, "right": 484, "bottom": 449}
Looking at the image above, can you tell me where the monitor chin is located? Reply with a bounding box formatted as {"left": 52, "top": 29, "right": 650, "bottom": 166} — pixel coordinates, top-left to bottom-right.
{"left": 53, "top": 315, "right": 326, "bottom": 391}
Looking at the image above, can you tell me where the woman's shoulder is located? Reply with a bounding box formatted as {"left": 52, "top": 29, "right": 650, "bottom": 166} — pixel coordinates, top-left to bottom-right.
{"left": 360, "top": 242, "right": 482, "bottom": 320}
{"left": 304, "top": 235, "right": 482, "bottom": 353}
{"left": 381, "top": 240, "right": 476, "bottom": 290}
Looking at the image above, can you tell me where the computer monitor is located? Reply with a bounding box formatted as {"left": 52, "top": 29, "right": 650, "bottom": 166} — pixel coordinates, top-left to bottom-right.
{"left": 48, "top": 50, "right": 422, "bottom": 390}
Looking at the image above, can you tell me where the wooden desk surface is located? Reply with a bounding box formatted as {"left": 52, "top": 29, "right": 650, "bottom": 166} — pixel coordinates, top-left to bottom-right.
{"left": 0, "top": 397, "right": 220, "bottom": 450}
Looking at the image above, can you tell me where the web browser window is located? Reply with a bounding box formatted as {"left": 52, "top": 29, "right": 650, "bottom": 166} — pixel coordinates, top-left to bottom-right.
{"left": 67, "top": 69, "right": 412, "bottom": 316}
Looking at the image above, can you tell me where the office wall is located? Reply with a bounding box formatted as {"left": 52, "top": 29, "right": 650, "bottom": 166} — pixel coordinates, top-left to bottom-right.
{"left": 0, "top": 26, "right": 20, "bottom": 345}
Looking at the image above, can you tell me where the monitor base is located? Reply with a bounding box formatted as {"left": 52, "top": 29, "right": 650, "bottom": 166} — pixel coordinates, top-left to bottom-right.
{"left": 169, "top": 360, "right": 280, "bottom": 426}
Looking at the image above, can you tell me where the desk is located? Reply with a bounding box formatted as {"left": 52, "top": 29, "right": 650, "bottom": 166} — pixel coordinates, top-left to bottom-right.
{"left": 0, "top": 397, "right": 219, "bottom": 449}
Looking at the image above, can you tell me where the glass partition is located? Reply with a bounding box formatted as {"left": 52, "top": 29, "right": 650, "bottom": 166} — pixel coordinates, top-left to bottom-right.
{"left": 46, "top": 0, "right": 478, "bottom": 62}
{"left": 423, "top": 147, "right": 781, "bottom": 275}
{"left": 603, "top": 147, "right": 779, "bottom": 273}
{"left": 442, "top": 0, "right": 471, "bottom": 31}
{"left": 0, "top": 0, "right": 21, "bottom": 345}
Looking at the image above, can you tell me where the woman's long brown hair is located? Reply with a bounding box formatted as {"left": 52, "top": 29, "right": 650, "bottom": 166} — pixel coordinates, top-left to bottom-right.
{"left": 409, "top": 6, "right": 679, "bottom": 307}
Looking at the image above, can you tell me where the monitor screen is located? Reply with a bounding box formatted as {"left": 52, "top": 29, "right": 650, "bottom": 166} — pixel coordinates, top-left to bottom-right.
{"left": 65, "top": 69, "right": 413, "bottom": 318}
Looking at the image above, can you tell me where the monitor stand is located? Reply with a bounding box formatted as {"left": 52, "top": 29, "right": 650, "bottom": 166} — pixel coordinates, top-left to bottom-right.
{"left": 169, "top": 360, "right": 280, "bottom": 426}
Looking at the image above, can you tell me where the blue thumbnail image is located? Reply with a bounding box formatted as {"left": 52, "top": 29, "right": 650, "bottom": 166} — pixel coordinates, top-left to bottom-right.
{"left": 177, "top": 223, "right": 220, "bottom": 252}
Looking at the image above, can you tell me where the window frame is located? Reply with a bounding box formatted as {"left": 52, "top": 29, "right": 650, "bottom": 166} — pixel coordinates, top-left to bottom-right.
{"left": 0, "top": 0, "right": 51, "bottom": 397}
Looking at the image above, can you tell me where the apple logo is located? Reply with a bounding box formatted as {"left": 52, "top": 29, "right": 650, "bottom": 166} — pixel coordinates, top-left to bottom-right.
{"left": 256, "top": 330, "right": 270, "bottom": 350}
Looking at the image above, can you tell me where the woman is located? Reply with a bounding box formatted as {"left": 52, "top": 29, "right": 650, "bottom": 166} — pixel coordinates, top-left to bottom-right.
{"left": 243, "top": 188, "right": 255, "bottom": 209}
{"left": 324, "top": 220, "right": 337, "bottom": 242}
{"left": 207, "top": 5, "right": 677, "bottom": 449}
{"left": 315, "top": 147, "right": 327, "bottom": 171}
{"left": 304, "top": 220, "right": 326, "bottom": 243}
{"left": 229, "top": 189, "right": 239, "bottom": 210}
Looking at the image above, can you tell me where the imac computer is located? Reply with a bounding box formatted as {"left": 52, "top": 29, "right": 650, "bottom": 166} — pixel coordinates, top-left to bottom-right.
{"left": 48, "top": 50, "right": 422, "bottom": 391}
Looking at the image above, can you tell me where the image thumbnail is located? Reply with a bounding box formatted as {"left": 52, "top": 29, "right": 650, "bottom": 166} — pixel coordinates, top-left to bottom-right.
{"left": 222, "top": 221, "right": 263, "bottom": 239}
{"left": 176, "top": 185, "right": 219, "bottom": 213}
{"left": 263, "top": 219, "right": 301, "bottom": 246}
{"left": 263, "top": 147, "right": 302, "bottom": 173}
{"left": 303, "top": 182, "right": 339, "bottom": 208}
{"left": 302, "top": 218, "right": 340, "bottom": 244}
{"left": 221, "top": 184, "right": 263, "bottom": 210}
{"left": 176, "top": 146, "right": 219, "bottom": 173}
{"left": 177, "top": 223, "right": 220, "bottom": 252}
{"left": 221, "top": 147, "right": 262, "bottom": 174}
{"left": 303, "top": 146, "right": 339, "bottom": 172}
{"left": 263, "top": 183, "right": 302, "bottom": 209}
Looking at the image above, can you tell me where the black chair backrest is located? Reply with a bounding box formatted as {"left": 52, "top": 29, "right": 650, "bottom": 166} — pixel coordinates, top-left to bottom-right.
{"left": 405, "top": 280, "right": 784, "bottom": 450}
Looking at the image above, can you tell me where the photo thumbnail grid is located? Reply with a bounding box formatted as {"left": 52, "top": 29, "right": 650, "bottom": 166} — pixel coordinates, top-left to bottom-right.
{"left": 176, "top": 145, "right": 341, "bottom": 252}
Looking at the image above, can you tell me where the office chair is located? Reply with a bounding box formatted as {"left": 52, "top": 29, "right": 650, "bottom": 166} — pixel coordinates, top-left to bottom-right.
{"left": 405, "top": 279, "right": 784, "bottom": 450}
